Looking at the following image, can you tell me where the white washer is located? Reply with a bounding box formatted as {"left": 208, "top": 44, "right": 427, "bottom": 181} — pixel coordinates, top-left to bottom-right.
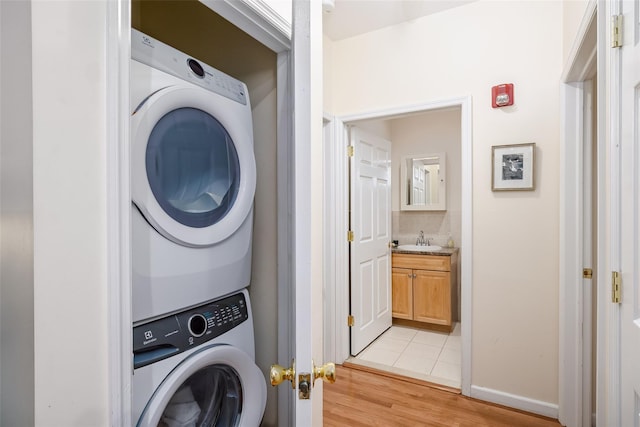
{"left": 132, "top": 289, "right": 266, "bottom": 426}
{"left": 130, "top": 30, "right": 257, "bottom": 322}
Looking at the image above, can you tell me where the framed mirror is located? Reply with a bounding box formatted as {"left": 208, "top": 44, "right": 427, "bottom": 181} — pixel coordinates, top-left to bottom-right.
{"left": 400, "top": 153, "right": 446, "bottom": 211}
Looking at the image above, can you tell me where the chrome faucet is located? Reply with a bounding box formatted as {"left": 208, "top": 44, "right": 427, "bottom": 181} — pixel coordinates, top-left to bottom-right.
{"left": 416, "top": 230, "right": 427, "bottom": 246}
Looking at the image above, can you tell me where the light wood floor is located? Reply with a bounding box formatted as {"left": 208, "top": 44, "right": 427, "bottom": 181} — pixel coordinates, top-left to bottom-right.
{"left": 323, "top": 365, "right": 562, "bottom": 427}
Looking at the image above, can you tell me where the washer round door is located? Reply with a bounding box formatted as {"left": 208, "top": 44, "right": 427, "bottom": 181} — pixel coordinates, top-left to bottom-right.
{"left": 137, "top": 344, "right": 266, "bottom": 427}
{"left": 131, "top": 85, "right": 256, "bottom": 247}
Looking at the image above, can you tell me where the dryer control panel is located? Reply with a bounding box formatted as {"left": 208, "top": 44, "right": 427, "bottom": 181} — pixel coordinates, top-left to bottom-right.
{"left": 131, "top": 29, "right": 248, "bottom": 106}
{"left": 133, "top": 292, "right": 248, "bottom": 369}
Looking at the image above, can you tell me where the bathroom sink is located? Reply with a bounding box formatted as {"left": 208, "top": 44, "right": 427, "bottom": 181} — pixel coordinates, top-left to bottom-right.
{"left": 396, "top": 244, "right": 443, "bottom": 252}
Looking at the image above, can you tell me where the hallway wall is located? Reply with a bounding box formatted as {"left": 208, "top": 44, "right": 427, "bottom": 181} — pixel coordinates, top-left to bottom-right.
{"left": 562, "top": 0, "right": 593, "bottom": 65}
{"left": 325, "top": 0, "right": 562, "bottom": 408}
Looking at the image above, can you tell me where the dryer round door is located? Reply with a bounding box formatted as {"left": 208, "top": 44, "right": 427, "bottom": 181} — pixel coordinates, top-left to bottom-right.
{"left": 137, "top": 344, "right": 266, "bottom": 427}
{"left": 131, "top": 85, "right": 256, "bottom": 247}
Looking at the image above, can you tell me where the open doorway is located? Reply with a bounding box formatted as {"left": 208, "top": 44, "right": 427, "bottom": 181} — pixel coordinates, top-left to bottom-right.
{"left": 346, "top": 109, "right": 461, "bottom": 389}
{"left": 323, "top": 96, "right": 473, "bottom": 394}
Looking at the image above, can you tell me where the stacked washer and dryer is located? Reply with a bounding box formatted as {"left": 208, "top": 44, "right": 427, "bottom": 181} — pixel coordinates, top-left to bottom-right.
{"left": 130, "top": 29, "right": 267, "bottom": 426}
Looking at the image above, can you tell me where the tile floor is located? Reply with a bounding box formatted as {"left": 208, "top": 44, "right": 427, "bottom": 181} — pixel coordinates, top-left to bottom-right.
{"left": 348, "top": 323, "right": 461, "bottom": 389}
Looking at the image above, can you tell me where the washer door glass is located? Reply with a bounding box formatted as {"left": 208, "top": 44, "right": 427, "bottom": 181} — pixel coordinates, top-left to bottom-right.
{"left": 146, "top": 107, "right": 240, "bottom": 229}
{"left": 159, "top": 364, "right": 242, "bottom": 427}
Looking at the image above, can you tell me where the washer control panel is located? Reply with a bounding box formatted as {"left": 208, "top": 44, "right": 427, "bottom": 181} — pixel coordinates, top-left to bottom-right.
{"left": 133, "top": 292, "right": 248, "bottom": 369}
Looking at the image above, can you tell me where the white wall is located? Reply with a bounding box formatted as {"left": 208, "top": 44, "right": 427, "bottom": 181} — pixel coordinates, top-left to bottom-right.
{"left": 390, "top": 109, "right": 461, "bottom": 213}
{"left": 389, "top": 109, "right": 462, "bottom": 249}
{"left": 0, "top": 1, "right": 35, "bottom": 425}
{"left": 327, "top": 0, "right": 562, "bottom": 406}
{"left": 323, "top": 34, "right": 334, "bottom": 113}
{"left": 32, "top": 1, "right": 111, "bottom": 424}
{"left": 562, "top": 0, "right": 592, "bottom": 66}
{"left": 352, "top": 118, "right": 392, "bottom": 140}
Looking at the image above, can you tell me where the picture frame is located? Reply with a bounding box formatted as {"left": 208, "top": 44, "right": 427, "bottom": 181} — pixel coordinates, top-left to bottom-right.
{"left": 491, "top": 142, "right": 535, "bottom": 191}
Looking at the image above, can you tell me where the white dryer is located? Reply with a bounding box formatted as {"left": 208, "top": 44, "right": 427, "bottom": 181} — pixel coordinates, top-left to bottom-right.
{"left": 130, "top": 30, "right": 256, "bottom": 322}
{"left": 132, "top": 289, "right": 267, "bottom": 426}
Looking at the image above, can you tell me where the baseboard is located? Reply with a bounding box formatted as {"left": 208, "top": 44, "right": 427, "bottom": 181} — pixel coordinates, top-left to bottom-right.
{"left": 470, "top": 385, "right": 559, "bottom": 420}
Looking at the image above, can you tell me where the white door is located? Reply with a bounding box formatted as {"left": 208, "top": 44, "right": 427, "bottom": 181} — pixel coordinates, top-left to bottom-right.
{"left": 350, "top": 127, "right": 392, "bottom": 355}
{"left": 291, "top": 0, "right": 324, "bottom": 425}
{"left": 619, "top": 0, "right": 640, "bottom": 423}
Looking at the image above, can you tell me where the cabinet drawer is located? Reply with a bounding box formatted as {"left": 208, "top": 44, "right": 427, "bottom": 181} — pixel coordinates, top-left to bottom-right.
{"left": 392, "top": 253, "right": 451, "bottom": 271}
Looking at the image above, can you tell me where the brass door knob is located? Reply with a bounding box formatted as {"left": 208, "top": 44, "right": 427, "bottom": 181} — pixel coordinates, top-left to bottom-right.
{"left": 270, "top": 361, "right": 296, "bottom": 389}
{"left": 313, "top": 361, "right": 336, "bottom": 384}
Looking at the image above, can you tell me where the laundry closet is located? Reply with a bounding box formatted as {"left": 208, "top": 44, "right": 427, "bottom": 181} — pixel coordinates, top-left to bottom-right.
{"left": 132, "top": 1, "right": 283, "bottom": 424}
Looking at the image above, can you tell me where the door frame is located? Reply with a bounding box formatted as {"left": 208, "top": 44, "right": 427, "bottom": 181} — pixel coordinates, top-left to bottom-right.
{"left": 558, "top": 1, "right": 617, "bottom": 425}
{"left": 107, "top": 1, "right": 132, "bottom": 424}
{"left": 323, "top": 114, "right": 351, "bottom": 365}
{"left": 323, "top": 95, "right": 473, "bottom": 396}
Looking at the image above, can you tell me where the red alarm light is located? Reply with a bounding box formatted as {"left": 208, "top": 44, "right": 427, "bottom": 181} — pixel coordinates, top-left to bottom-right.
{"left": 491, "top": 83, "right": 514, "bottom": 108}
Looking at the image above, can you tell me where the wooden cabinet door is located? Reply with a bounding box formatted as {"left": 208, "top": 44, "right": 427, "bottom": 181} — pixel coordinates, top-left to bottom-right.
{"left": 391, "top": 267, "right": 413, "bottom": 319}
{"left": 413, "top": 270, "right": 451, "bottom": 326}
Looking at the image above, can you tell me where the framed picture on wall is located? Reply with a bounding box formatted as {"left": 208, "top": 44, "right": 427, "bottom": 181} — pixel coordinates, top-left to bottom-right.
{"left": 491, "top": 143, "right": 535, "bottom": 191}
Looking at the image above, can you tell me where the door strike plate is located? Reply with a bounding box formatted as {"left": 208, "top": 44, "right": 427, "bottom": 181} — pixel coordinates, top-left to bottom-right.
{"left": 298, "top": 373, "right": 311, "bottom": 400}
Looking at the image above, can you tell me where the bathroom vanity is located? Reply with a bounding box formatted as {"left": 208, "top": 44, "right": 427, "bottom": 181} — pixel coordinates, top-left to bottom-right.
{"left": 391, "top": 247, "right": 458, "bottom": 331}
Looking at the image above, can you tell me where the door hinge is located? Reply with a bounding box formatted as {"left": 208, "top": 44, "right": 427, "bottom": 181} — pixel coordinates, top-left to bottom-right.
{"left": 612, "top": 271, "right": 621, "bottom": 303}
{"left": 611, "top": 15, "right": 622, "bottom": 48}
{"left": 583, "top": 268, "right": 593, "bottom": 279}
{"left": 347, "top": 145, "right": 354, "bottom": 157}
{"left": 347, "top": 230, "right": 354, "bottom": 242}
{"left": 348, "top": 315, "right": 355, "bottom": 327}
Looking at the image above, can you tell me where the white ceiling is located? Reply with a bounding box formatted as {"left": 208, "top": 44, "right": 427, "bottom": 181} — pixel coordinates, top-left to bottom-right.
{"left": 322, "top": 0, "right": 477, "bottom": 41}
